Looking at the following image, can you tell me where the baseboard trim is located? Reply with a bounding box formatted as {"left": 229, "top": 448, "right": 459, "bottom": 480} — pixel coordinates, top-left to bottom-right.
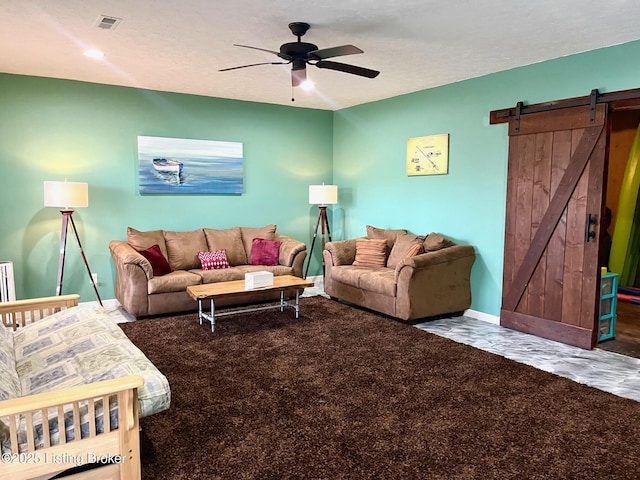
{"left": 464, "top": 308, "right": 500, "bottom": 325}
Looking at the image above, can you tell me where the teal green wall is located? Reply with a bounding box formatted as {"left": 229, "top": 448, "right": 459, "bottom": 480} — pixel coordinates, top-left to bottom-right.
{"left": 3, "top": 38, "right": 640, "bottom": 314}
{"left": 333, "top": 39, "right": 640, "bottom": 316}
{"left": 0, "top": 75, "right": 333, "bottom": 300}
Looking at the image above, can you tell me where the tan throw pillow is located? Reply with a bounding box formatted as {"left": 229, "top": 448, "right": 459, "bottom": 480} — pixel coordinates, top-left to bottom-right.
{"left": 240, "top": 224, "right": 276, "bottom": 260}
{"left": 163, "top": 229, "right": 208, "bottom": 270}
{"left": 204, "top": 227, "right": 247, "bottom": 266}
{"left": 127, "top": 227, "right": 169, "bottom": 260}
{"left": 353, "top": 238, "right": 388, "bottom": 267}
{"left": 387, "top": 234, "right": 425, "bottom": 269}
{"left": 366, "top": 225, "right": 408, "bottom": 250}
{"left": 423, "top": 232, "right": 455, "bottom": 252}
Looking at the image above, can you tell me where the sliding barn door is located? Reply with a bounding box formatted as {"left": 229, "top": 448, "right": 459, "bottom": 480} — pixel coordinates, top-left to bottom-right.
{"left": 501, "top": 104, "right": 607, "bottom": 349}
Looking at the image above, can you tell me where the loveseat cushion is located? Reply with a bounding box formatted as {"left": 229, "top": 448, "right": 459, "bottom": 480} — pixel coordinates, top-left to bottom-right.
{"left": 148, "top": 270, "right": 202, "bottom": 294}
{"left": 366, "top": 225, "right": 408, "bottom": 250}
{"left": 0, "top": 326, "right": 20, "bottom": 402}
{"left": 424, "top": 232, "right": 455, "bottom": 251}
{"left": 12, "top": 304, "right": 171, "bottom": 418}
{"left": 330, "top": 265, "right": 396, "bottom": 296}
{"left": 204, "top": 227, "right": 247, "bottom": 266}
{"left": 387, "top": 234, "right": 425, "bottom": 269}
{"left": 241, "top": 224, "right": 277, "bottom": 260}
{"left": 164, "top": 229, "right": 208, "bottom": 270}
{"left": 127, "top": 227, "right": 169, "bottom": 261}
{"left": 359, "top": 268, "right": 397, "bottom": 296}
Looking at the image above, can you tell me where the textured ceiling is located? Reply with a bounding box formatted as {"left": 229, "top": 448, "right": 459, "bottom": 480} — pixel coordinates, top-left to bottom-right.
{"left": 2, "top": 0, "right": 640, "bottom": 110}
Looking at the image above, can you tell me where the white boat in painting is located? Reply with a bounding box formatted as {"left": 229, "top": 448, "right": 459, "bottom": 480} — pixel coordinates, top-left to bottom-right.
{"left": 153, "top": 158, "right": 183, "bottom": 174}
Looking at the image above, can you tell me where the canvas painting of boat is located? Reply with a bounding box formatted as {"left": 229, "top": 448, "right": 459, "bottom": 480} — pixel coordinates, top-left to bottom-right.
{"left": 138, "top": 136, "right": 243, "bottom": 194}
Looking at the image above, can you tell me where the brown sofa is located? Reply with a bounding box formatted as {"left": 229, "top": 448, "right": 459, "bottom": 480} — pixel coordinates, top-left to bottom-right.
{"left": 323, "top": 226, "right": 475, "bottom": 321}
{"left": 109, "top": 224, "right": 307, "bottom": 318}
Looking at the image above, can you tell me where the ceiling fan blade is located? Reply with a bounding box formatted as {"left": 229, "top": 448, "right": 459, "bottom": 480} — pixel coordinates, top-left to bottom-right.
{"left": 291, "top": 68, "right": 307, "bottom": 87}
{"left": 309, "top": 45, "right": 363, "bottom": 60}
{"left": 233, "top": 44, "right": 280, "bottom": 56}
{"left": 219, "top": 61, "right": 287, "bottom": 72}
{"left": 315, "top": 61, "right": 380, "bottom": 78}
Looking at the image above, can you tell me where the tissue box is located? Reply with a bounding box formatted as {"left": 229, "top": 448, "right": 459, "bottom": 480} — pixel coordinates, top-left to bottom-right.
{"left": 245, "top": 271, "right": 274, "bottom": 289}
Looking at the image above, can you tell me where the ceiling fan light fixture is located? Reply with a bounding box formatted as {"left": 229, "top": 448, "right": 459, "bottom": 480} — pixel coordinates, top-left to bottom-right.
{"left": 300, "top": 79, "right": 314, "bottom": 91}
{"left": 84, "top": 48, "right": 105, "bottom": 60}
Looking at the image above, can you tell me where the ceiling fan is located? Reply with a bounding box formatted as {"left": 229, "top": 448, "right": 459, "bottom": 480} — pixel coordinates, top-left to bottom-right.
{"left": 219, "top": 22, "right": 380, "bottom": 89}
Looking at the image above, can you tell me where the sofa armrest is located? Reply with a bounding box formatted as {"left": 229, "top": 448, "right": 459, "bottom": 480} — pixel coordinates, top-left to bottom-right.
{"left": 109, "top": 240, "right": 154, "bottom": 317}
{"left": 109, "top": 240, "right": 154, "bottom": 280}
{"left": 275, "top": 233, "right": 307, "bottom": 267}
{"left": 324, "top": 239, "right": 357, "bottom": 266}
{"left": 395, "top": 244, "right": 475, "bottom": 277}
{"left": 394, "top": 244, "right": 476, "bottom": 319}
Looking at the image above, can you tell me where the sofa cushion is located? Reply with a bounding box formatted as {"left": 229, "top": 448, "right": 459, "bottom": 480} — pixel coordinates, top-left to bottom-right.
{"left": 366, "top": 225, "right": 408, "bottom": 251}
{"left": 148, "top": 270, "right": 202, "bottom": 294}
{"left": 424, "top": 232, "right": 455, "bottom": 252}
{"left": 240, "top": 225, "right": 277, "bottom": 260}
{"left": 138, "top": 244, "right": 172, "bottom": 276}
{"left": 353, "top": 238, "right": 388, "bottom": 267}
{"left": 250, "top": 238, "right": 282, "bottom": 266}
{"left": 387, "top": 234, "right": 425, "bottom": 269}
{"left": 163, "top": 229, "right": 208, "bottom": 270}
{"left": 127, "top": 227, "right": 169, "bottom": 260}
{"left": 192, "top": 267, "right": 245, "bottom": 284}
{"left": 0, "top": 327, "right": 20, "bottom": 401}
{"left": 204, "top": 227, "right": 247, "bottom": 266}
{"left": 234, "top": 265, "right": 293, "bottom": 276}
{"left": 198, "top": 249, "right": 230, "bottom": 270}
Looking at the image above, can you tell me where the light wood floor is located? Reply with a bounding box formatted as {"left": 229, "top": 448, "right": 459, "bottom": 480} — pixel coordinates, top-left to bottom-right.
{"left": 597, "top": 300, "right": 640, "bottom": 358}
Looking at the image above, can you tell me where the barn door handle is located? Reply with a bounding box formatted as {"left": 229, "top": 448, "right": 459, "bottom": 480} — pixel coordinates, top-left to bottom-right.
{"left": 585, "top": 213, "right": 597, "bottom": 243}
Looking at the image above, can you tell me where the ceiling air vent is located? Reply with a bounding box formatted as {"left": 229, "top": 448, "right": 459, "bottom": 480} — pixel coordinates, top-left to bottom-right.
{"left": 94, "top": 15, "right": 122, "bottom": 30}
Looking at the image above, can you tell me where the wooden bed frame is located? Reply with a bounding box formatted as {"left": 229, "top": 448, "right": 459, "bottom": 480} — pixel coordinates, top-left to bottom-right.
{"left": 0, "top": 295, "right": 143, "bottom": 480}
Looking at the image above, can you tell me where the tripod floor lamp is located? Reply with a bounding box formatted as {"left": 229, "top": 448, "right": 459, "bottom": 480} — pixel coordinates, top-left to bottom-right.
{"left": 44, "top": 181, "right": 102, "bottom": 306}
{"left": 304, "top": 184, "right": 338, "bottom": 279}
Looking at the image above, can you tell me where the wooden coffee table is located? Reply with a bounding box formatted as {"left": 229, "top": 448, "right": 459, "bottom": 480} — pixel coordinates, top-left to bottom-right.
{"left": 186, "top": 275, "right": 314, "bottom": 332}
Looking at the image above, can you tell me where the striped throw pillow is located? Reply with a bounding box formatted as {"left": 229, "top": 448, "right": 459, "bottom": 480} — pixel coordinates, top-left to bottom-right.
{"left": 353, "top": 238, "right": 387, "bottom": 267}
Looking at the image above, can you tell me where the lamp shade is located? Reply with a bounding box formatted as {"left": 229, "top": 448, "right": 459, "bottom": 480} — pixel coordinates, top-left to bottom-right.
{"left": 309, "top": 184, "right": 338, "bottom": 205}
{"left": 44, "top": 181, "right": 89, "bottom": 209}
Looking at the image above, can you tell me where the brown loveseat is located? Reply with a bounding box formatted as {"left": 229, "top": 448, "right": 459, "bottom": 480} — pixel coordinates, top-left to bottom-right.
{"left": 109, "top": 224, "right": 307, "bottom": 318}
{"left": 323, "top": 226, "right": 475, "bottom": 321}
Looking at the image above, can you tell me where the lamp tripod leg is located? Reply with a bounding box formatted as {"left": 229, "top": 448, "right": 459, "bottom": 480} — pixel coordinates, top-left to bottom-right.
{"left": 55, "top": 213, "right": 70, "bottom": 297}
{"left": 68, "top": 214, "right": 103, "bottom": 306}
{"left": 304, "top": 209, "right": 323, "bottom": 279}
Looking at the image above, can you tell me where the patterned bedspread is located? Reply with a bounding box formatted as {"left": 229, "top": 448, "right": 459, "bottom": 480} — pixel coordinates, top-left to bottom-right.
{"left": 0, "top": 303, "right": 171, "bottom": 453}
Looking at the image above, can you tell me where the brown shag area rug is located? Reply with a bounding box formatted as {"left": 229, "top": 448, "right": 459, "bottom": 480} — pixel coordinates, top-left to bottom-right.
{"left": 120, "top": 297, "right": 640, "bottom": 480}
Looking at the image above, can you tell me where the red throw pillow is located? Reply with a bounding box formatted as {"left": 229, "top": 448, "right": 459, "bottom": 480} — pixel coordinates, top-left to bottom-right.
{"left": 138, "top": 244, "right": 172, "bottom": 276}
{"left": 250, "top": 238, "right": 282, "bottom": 266}
{"left": 198, "top": 249, "right": 230, "bottom": 270}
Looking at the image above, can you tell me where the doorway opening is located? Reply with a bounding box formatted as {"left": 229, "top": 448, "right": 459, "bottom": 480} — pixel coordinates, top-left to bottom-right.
{"left": 598, "top": 108, "right": 640, "bottom": 358}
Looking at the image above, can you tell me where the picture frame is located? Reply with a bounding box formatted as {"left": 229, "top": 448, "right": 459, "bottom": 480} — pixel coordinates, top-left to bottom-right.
{"left": 406, "top": 133, "right": 449, "bottom": 176}
{"left": 138, "top": 136, "right": 244, "bottom": 194}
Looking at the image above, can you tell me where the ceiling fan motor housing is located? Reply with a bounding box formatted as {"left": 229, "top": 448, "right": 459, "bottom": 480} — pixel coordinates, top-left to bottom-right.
{"left": 278, "top": 42, "right": 319, "bottom": 66}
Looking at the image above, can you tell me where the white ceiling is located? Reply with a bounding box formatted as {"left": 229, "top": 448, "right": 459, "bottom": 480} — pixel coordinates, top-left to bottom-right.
{"left": 2, "top": 0, "right": 640, "bottom": 111}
